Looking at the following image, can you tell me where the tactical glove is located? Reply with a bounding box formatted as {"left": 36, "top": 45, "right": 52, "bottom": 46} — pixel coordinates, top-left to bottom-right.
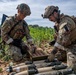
{"left": 48, "top": 47, "right": 58, "bottom": 61}
{"left": 11, "top": 39, "right": 21, "bottom": 47}
{"left": 30, "top": 44, "right": 36, "bottom": 53}
{"left": 48, "top": 53, "right": 55, "bottom": 62}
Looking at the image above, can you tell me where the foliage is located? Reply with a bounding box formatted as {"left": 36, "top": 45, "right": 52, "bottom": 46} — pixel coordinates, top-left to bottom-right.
{"left": 2, "top": 55, "right": 11, "bottom": 61}
{"left": 29, "top": 26, "right": 55, "bottom": 46}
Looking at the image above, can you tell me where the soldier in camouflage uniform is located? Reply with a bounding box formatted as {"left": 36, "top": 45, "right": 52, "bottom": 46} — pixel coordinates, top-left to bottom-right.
{"left": 1, "top": 3, "right": 36, "bottom": 62}
{"left": 42, "top": 6, "right": 76, "bottom": 73}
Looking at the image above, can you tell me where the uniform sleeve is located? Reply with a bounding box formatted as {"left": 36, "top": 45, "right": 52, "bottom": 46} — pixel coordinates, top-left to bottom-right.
{"left": 54, "top": 17, "right": 76, "bottom": 49}
{"left": 23, "top": 21, "right": 33, "bottom": 44}
{"left": 1, "top": 19, "right": 13, "bottom": 44}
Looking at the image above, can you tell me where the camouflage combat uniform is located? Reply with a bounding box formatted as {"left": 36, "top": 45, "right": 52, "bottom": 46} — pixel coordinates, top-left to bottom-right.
{"left": 1, "top": 14, "right": 33, "bottom": 61}
{"left": 54, "top": 14, "right": 76, "bottom": 73}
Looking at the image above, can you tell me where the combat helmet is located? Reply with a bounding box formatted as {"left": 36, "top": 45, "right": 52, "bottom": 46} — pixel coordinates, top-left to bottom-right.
{"left": 42, "top": 6, "right": 59, "bottom": 18}
{"left": 17, "top": 3, "right": 31, "bottom": 16}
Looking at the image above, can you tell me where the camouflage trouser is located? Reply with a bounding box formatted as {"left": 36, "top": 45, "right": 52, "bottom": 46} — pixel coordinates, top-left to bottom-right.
{"left": 9, "top": 42, "right": 29, "bottom": 62}
{"left": 67, "top": 51, "right": 76, "bottom": 73}
{"left": 9, "top": 45, "right": 22, "bottom": 61}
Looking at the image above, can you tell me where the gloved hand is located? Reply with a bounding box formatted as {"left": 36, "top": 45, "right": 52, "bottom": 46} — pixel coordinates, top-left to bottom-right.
{"left": 48, "top": 47, "right": 58, "bottom": 61}
{"left": 48, "top": 53, "right": 55, "bottom": 62}
{"left": 10, "top": 39, "right": 21, "bottom": 47}
{"left": 30, "top": 44, "right": 36, "bottom": 53}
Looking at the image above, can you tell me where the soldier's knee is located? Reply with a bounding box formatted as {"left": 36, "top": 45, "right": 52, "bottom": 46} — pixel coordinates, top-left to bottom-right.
{"left": 12, "top": 53, "right": 22, "bottom": 62}
{"left": 9, "top": 45, "right": 23, "bottom": 61}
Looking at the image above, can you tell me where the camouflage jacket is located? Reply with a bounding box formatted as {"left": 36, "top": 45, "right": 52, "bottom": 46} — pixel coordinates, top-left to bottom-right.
{"left": 1, "top": 14, "right": 33, "bottom": 44}
{"left": 54, "top": 14, "right": 76, "bottom": 52}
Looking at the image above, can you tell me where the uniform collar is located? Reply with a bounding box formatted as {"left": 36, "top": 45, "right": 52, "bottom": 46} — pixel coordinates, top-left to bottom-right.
{"left": 13, "top": 14, "right": 22, "bottom": 22}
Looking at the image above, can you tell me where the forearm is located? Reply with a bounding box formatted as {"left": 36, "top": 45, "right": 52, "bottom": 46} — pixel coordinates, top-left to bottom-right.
{"left": 1, "top": 33, "right": 13, "bottom": 44}
{"left": 54, "top": 42, "right": 66, "bottom": 51}
{"left": 51, "top": 47, "right": 58, "bottom": 54}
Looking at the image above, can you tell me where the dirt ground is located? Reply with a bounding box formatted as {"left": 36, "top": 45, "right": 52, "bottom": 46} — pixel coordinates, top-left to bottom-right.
{"left": 0, "top": 44, "right": 53, "bottom": 75}
{"left": 0, "top": 60, "right": 8, "bottom": 75}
